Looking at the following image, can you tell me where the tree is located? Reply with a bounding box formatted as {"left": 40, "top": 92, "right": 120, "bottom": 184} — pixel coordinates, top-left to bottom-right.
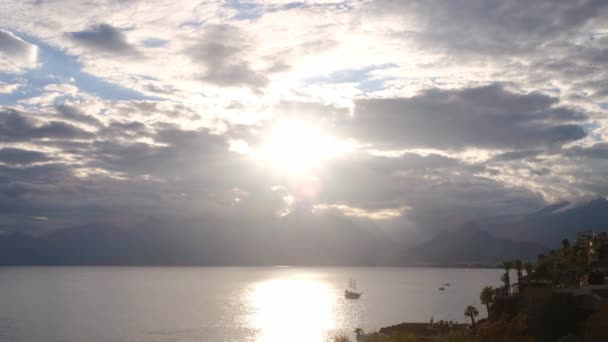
{"left": 514, "top": 259, "right": 523, "bottom": 284}
{"left": 480, "top": 286, "right": 494, "bottom": 319}
{"left": 354, "top": 328, "right": 364, "bottom": 339}
{"left": 561, "top": 239, "right": 571, "bottom": 261}
{"left": 501, "top": 261, "right": 513, "bottom": 294}
{"left": 465, "top": 305, "right": 479, "bottom": 333}
{"left": 332, "top": 335, "right": 350, "bottom": 342}
{"left": 500, "top": 273, "right": 510, "bottom": 295}
{"left": 523, "top": 262, "right": 533, "bottom": 277}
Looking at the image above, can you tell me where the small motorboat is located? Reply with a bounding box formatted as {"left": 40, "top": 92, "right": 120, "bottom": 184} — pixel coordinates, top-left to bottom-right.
{"left": 439, "top": 287, "right": 445, "bottom": 291}
{"left": 443, "top": 283, "right": 451, "bottom": 286}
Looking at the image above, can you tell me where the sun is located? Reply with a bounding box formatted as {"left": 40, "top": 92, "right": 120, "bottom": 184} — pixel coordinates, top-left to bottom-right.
{"left": 256, "top": 119, "right": 352, "bottom": 174}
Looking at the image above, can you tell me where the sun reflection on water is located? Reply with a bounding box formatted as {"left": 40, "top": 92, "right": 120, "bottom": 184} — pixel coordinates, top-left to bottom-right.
{"left": 248, "top": 276, "right": 336, "bottom": 342}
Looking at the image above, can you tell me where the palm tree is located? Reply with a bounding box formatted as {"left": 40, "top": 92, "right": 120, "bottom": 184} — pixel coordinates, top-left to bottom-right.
{"left": 464, "top": 305, "right": 479, "bottom": 333}
{"left": 501, "top": 261, "right": 513, "bottom": 294}
{"left": 500, "top": 272, "right": 510, "bottom": 295}
{"left": 514, "top": 259, "right": 523, "bottom": 284}
{"left": 480, "top": 286, "right": 494, "bottom": 319}
{"left": 524, "top": 262, "right": 533, "bottom": 277}
{"left": 561, "top": 239, "right": 571, "bottom": 261}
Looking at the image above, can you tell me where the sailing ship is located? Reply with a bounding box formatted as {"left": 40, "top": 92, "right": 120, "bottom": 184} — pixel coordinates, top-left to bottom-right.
{"left": 345, "top": 278, "right": 362, "bottom": 299}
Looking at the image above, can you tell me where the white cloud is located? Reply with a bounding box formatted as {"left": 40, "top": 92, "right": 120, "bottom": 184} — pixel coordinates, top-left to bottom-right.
{"left": 313, "top": 203, "right": 405, "bottom": 220}
{"left": 0, "top": 81, "right": 22, "bottom": 94}
{"left": 0, "top": 29, "right": 38, "bottom": 73}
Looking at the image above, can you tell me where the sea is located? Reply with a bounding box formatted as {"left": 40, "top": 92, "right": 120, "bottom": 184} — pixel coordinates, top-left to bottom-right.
{"left": 0, "top": 267, "right": 505, "bottom": 342}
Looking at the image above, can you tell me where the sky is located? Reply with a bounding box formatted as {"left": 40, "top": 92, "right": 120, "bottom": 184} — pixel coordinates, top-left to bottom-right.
{"left": 0, "top": 0, "right": 608, "bottom": 248}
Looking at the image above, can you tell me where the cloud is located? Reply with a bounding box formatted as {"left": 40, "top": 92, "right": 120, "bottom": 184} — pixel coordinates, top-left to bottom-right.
{"left": 0, "top": 147, "right": 50, "bottom": 164}
{"left": 69, "top": 24, "right": 140, "bottom": 56}
{"left": 0, "top": 109, "right": 91, "bottom": 142}
{"left": 345, "top": 84, "right": 587, "bottom": 150}
{"left": 0, "top": 148, "right": 49, "bottom": 165}
{"left": 365, "top": 0, "right": 608, "bottom": 113}
{"left": 313, "top": 150, "right": 544, "bottom": 238}
{"left": 55, "top": 104, "right": 103, "bottom": 128}
{"left": 565, "top": 143, "right": 608, "bottom": 160}
{"left": 373, "top": 0, "right": 608, "bottom": 56}
{"left": 185, "top": 24, "right": 268, "bottom": 87}
{"left": 0, "top": 29, "right": 38, "bottom": 73}
{"left": 490, "top": 150, "right": 544, "bottom": 162}
{"left": 0, "top": 81, "right": 22, "bottom": 94}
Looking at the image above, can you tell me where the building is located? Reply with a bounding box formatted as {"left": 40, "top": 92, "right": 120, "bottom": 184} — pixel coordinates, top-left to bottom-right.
{"left": 576, "top": 230, "right": 594, "bottom": 248}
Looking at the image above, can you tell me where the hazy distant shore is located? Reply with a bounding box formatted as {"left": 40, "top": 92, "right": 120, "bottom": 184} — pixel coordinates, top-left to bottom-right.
{"left": 0, "top": 263, "right": 502, "bottom": 268}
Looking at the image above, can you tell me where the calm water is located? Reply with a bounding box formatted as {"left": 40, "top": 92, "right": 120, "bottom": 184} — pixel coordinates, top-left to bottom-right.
{"left": 0, "top": 267, "right": 504, "bottom": 342}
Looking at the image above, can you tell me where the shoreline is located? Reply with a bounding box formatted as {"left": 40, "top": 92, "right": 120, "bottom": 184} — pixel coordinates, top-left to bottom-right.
{"left": 357, "top": 321, "right": 470, "bottom": 341}
{"left": 0, "top": 264, "right": 502, "bottom": 268}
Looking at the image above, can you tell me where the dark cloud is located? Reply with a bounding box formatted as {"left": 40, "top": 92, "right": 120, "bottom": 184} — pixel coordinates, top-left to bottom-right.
{"left": 0, "top": 148, "right": 49, "bottom": 165}
{"left": 0, "top": 109, "right": 91, "bottom": 142}
{"left": 98, "top": 121, "right": 152, "bottom": 140}
{"left": 375, "top": 0, "right": 608, "bottom": 57}
{"left": 88, "top": 125, "right": 252, "bottom": 193}
{"left": 69, "top": 24, "right": 140, "bottom": 56}
{"left": 345, "top": 84, "right": 587, "bottom": 150}
{"left": 316, "top": 151, "right": 543, "bottom": 240}
{"left": 565, "top": 143, "right": 608, "bottom": 159}
{"left": 0, "top": 163, "right": 73, "bottom": 186}
{"left": 55, "top": 104, "right": 103, "bottom": 127}
{"left": 530, "top": 167, "right": 551, "bottom": 177}
{"left": 185, "top": 24, "right": 268, "bottom": 87}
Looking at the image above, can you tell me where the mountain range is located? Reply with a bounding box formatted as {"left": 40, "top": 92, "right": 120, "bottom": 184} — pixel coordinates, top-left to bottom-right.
{"left": 486, "top": 197, "right": 608, "bottom": 246}
{"left": 0, "top": 198, "right": 607, "bottom": 266}
{"left": 402, "top": 222, "right": 546, "bottom": 266}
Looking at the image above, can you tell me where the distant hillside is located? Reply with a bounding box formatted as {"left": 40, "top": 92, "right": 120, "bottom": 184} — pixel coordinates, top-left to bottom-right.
{"left": 487, "top": 197, "right": 608, "bottom": 246}
{"left": 403, "top": 222, "right": 546, "bottom": 266}
{"left": 0, "top": 207, "right": 399, "bottom": 266}
{"left": 2, "top": 199, "right": 606, "bottom": 266}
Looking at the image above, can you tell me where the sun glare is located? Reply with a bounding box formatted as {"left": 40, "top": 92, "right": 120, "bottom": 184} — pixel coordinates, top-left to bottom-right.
{"left": 248, "top": 277, "right": 335, "bottom": 342}
{"left": 256, "top": 120, "right": 352, "bottom": 174}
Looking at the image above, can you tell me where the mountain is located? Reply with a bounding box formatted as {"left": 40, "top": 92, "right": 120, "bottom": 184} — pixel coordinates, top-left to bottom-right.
{"left": 403, "top": 222, "right": 546, "bottom": 266}
{"left": 406, "top": 197, "right": 608, "bottom": 266}
{"left": 487, "top": 197, "right": 608, "bottom": 246}
{"left": 2, "top": 198, "right": 606, "bottom": 266}
{"left": 0, "top": 208, "right": 399, "bottom": 266}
